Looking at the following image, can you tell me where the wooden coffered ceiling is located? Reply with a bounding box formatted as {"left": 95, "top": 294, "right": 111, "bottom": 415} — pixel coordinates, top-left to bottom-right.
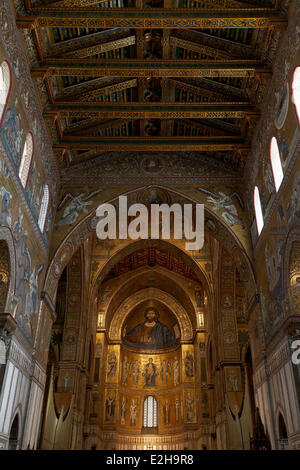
{"left": 15, "top": 0, "right": 289, "bottom": 174}
{"left": 103, "top": 246, "right": 200, "bottom": 282}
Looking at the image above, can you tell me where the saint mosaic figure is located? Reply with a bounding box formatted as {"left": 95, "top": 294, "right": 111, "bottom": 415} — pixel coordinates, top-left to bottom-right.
{"left": 122, "top": 356, "right": 129, "bottom": 385}
{"left": 130, "top": 360, "right": 141, "bottom": 386}
{"left": 175, "top": 398, "right": 180, "bottom": 423}
{"left": 164, "top": 399, "right": 170, "bottom": 424}
{"left": 160, "top": 360, "right": 171, "bottom": 385}
{"left": 105, "top": 394, "right": 115, "bottom": 422}
{"left": 228, "top": 369, "right": 239, "bottom": 392}
{"left": 185, "top": 393, "right": 194, "bottom": 422}
{"left": 130, "top": 399, "right": 137, "bottom": 426}
{"left": 173, "top": 357, "right": 180, "bottom": 386}
{"left": 184, "top": 352, "right": 194, "bottom": 378}
{"left": 121, "top": 397, "right": 126, "bottom": 425}
{"left": 107, "top": 352, "right": 117, "bottom": 378}
{"left": 123, "top": 307, "right": 177, "bottom": 350}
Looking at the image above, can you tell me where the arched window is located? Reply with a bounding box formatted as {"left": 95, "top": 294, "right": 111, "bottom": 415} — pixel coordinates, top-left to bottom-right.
{"left": 8, "top": 414, "right": 19, "bottom": 450}
{"left": 275, "top": 82, "right": 289, "bottom": 130}
{"left": 278, "top": 413, "right": 288, "bottom": 450}
{"left": 292, "top": 66, "right": 300, "bottom": 125}
{"left": 38, "top": 185, "right": 49, "bottom": 233}
{"left": 270, "top": 137, "right": 284, "bottom": 192}
{"left": 143, "top": 396, "right": 157, "bottom": 428}
{"left": 19, "top": 132, "right": 33, "bottom": 188}
{"left": 254, "top": 186, "right": 264, "bottom": 236}
{"left": 0, "top": 61, "right": 11, "bottom": 126}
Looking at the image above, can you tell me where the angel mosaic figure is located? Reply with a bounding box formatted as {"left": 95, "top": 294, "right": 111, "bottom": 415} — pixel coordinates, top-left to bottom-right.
{"left": 56, "top": 189, "right": 103, "bottom": 227}
{"left": 197, "top": 188, "right": 245, "bottom": 227}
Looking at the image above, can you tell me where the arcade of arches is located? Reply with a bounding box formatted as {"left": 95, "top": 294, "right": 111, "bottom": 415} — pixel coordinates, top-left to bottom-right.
{"left": 0, "top": 0, "right": 300, "bottom": 451}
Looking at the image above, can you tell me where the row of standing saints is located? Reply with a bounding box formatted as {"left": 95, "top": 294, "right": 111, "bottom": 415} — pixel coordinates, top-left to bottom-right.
{"left": 105, "top": 392, "right": 196, "bottom": 425}
{"left": 107, "top": 351, "right": 195, "bottom": 387}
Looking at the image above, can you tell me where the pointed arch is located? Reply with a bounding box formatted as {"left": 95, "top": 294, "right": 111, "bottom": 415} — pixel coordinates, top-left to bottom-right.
{"left": 277, "top": 411, "right": 289, "bottom": 450}
{"left": 0, "top": 227, "right": 16, "bottom": 313}
{"left": 0, "top": 239, "right": 10, "bottom": 312}
{"left": 43, "top": 185, "right": 257, "bottom": 316}
{"left": 8, "top": 413, "right": 20, "bottom": 450}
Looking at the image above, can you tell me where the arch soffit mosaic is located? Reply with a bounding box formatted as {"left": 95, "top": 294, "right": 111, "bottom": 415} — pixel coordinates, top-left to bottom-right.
{"left": 44, "top": 186, "right": 257, "bottom": 309}
{"left": 101, "top": 265, "right": 200, "bottom": 330}
{"left": 101, "top": 267, "right": 200, "bottom": 332}
{"left": 0, "top": 226, "right": 16, "bottom": 312}
{"left": 92, "top": 236, "right": 211, "bottom": 293}
{"left": 283, "top": 227, "right": 300, "bottom": 315}
{"left": 108, "top": 287, "right": 193, "bottom": 343}
{"left": 87, "top": 238, "right": 212, "bottom": 333}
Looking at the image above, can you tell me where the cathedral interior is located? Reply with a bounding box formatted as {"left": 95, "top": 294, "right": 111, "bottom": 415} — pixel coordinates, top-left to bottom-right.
{"left": 0, "top": 0, "right": 300, "bottom": 451}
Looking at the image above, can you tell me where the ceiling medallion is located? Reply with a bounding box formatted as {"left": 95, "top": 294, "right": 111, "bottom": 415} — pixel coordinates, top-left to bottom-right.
{"left": 140, "top": 156, "right": 164, "bottom": 175}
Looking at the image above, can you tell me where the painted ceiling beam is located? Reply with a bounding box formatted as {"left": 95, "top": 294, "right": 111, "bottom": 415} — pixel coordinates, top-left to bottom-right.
{"left": 177, "top": 118, "right": 242, "bottom": 135}
{"left": 29, "top": 0, "right": 275, "bottom": 6}
{"left": 168, "top": 78, "right": 248, "bottom": 102}
{"left": 37, "top": 0, "right": 126, "bottom": 6}
{"left": 189, "top": 0, "right": 263, "bottom": 8}
{"left": 49, "top": 28, "right": 133, "bottom": 56}
{"left": 33, "top": 0, "right": 266, "bottom": 7}
{"left": 170, "top": 36, "right": 235, "bottom": 60}
{"left": 17, "top": 9, "right": 287, "bottom": 30}
{"left": 57, "top": 77, "right": 132, "bottom": 98}
{"left": 56, "top": 35, "right": 136, "bottom": 58}
{"left": 171, "top": 77, "right": 249, "bottom": 101}
{"left": 43, "top": 102, "right": 259, "bottom": 119}
{"left": 171, "top": 30, "right": 259, "bottom": 59}
{"left": 57, "top": 79, "right": 138, "bottom": 102}
{"left": 53, "top": 136, "right": 249, "bottom": 152}
{"left": 64, "top": 119, "right": 131, "bottom": 135}
{"left": 63, "top": 117, "right": 241, "bottom": 137}
{"left": 32, "top": 60, "right": 272, "bottom": 78}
